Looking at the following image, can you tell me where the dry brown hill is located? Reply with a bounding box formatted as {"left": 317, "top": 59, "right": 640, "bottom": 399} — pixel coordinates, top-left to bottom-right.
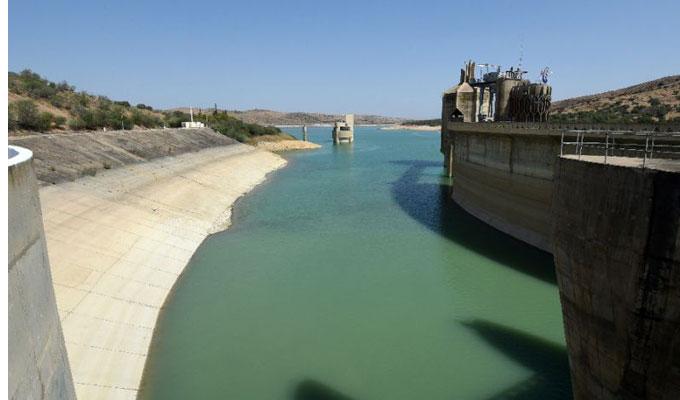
{"left": 169, "top": 107, "right": 404, "bottom": 126}
{"left": 552, "top": 75, "right": 680, "bottom": 123}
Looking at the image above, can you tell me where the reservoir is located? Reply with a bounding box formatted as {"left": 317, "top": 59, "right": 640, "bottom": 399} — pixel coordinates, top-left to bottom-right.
{"left": 139, "top": 127, "right": 572, "bottom": 399}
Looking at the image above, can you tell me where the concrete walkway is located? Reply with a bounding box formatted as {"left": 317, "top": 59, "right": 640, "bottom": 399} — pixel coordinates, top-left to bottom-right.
{"left": 39, "top": 144, "right": 286, "bottom": 399}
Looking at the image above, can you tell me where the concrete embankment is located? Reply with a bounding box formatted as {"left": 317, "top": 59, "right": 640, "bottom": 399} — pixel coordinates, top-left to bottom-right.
{"left": 14, "top": 128, "right": 286, "bottom": 399}
{"left": 9, "top": 146, "right": 76, "bottom": 400}
{"left": 9, "top": 127, "right": 236, "bottom": 185}
{"left": 553, "top": 156, "right": 680, "bottom": 399}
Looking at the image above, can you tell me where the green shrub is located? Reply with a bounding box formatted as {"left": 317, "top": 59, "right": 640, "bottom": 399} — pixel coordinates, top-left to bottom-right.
{"left": 136, "top": 103, "right": 153, "bottom": 111}
{"left": 8, "top": 108, "right": 18, "bottom": 131}
{"left": 13, "top": 100, "right": 40, "bottom": 130}
{"left": 53, "top": 116, "right": 67, "bottom": 129}
{"left": 36, "top": 112, "right": 54, "bottom": 131}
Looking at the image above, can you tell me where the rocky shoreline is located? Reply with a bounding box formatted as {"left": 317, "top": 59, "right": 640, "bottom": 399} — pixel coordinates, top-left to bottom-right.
{"left": 256, "top": 139, "right": 321, "bottom": 152}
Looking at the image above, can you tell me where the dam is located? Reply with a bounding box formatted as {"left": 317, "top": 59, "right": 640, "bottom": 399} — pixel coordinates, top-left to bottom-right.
{"left": 441, "top": 100, "right": 680, "bottom": 397}
{"left": 139, "top": 127, "right": 572, "bottom": 399}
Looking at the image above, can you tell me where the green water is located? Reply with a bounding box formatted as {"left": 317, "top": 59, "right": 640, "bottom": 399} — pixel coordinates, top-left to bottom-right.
{"left": 139, "top": 127, "right": 572, "bottom": 400}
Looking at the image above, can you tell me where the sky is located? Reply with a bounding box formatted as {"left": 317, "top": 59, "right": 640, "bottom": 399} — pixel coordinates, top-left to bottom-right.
{"left": 9, "top": 0, "right": 680, "bottom": 118}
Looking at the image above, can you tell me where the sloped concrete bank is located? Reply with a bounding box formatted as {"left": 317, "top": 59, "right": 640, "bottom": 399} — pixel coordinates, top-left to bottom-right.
{"left": 9, "top": 127, "right": 236, "bottom": 185}
{"left": 13, "top": 128, "right": 286, "bottom": 399}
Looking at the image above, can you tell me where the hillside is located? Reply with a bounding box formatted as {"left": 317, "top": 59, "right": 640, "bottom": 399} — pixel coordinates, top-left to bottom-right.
{"left": 8, "top": 70, "right": 166, "bottom": 132}
{"left": 170, "top": 107, "right": 404, "bottom": 126}
{"left": 8, "top": 70, "right": 291, "bottom": 143}
{"left": 551, "top": 75, "right": 680, "bottom": 123}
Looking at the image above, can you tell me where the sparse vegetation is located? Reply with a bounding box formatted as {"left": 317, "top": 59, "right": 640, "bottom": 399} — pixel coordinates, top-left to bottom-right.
{"left": 551, "top": 75, "right": 680, "bottom": 123}
{"left": 402, "top": 118, "right": 441, "bottom": 126}
{"left": 8, "top": 70, "right": 164, "bottom": 132}
{"left": 8, "top": 70, "right": 289, "bottom": 142}
{"left": 193, "top": 110, "right": 286, "bottom": 142}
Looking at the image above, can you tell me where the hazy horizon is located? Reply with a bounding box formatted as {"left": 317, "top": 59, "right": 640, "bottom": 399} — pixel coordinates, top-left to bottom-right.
{"left": 9, "top": 0, "right": 680, "bottom": 119}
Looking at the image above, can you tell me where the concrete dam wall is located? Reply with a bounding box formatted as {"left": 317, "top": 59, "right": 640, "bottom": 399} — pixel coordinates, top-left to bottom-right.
{"left": 441, "top": 122, "right": 680, "bottom": 399}
{"left": 9, "top": 127, "right": 236, "bottom": 185}
{"left": 553, "top": 156, "right": 680, "bottom": 400}
{"left": 9, "top": 146, "right": 76, "bottom": 400}
{"left": 442, "top": 123, "right": 561, "bottom": 252}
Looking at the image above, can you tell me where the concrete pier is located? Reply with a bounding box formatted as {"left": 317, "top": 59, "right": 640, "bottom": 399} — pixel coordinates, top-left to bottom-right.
{"left": 9, "top": 146, "right": 76, "bottom": 400}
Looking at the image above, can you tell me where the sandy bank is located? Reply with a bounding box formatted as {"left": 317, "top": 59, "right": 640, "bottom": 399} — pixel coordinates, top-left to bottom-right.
{"left": 380, "top": 124, "right": 440, "bottom": 132}
{"left": 255, "top": 139, "right": 321, "bottom": 152}
{"left": 40, "top": 143, "right": 286, "bottom": 399}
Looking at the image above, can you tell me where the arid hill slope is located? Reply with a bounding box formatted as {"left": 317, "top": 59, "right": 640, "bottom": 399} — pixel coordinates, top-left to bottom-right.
{"left": 170, "top": 107, "right": 404, "bottom": 125}
{"left": 551, "top": 75, "right": 680, "bottom": 123}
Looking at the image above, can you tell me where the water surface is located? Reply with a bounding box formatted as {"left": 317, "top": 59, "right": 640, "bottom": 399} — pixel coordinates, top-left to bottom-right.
{"left": 139, "top": 127, "right": 571, "bottom": 400}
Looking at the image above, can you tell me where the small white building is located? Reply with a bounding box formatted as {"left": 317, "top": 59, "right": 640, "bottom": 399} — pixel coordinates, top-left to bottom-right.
{"left": 181, "top": 121, "right": 205, "bottom": 129}
{"left": 181, "top": 107, "right": 205, "bottom": 129}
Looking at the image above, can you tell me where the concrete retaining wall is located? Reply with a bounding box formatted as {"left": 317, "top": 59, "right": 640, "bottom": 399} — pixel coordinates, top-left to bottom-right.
{"left": 443, "top": 126, "right": 561, "bottom": 252}
{"left": 553, "top": 156, "right": 680, "bottom": 399}
{"left": 9, "top": 128, "right": 235, "bottom": 185}
{"left": 9, "top": 146, "right": 76, "bottom": 400}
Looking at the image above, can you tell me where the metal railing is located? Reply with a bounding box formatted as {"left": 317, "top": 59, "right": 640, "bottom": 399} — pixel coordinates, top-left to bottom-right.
{"left": 560, "top": 129, "right": 680, "bottom": 168}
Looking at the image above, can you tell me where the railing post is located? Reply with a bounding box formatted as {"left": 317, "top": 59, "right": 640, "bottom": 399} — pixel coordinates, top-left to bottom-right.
{"left": 650, "top": 132, "right": 655, "bottom": 160}
{"left": 560, "top": 132, "right": 564, "bottom": 156}
{"left": 643, "top": 133, "right": 649, "bottom": 169}
{"left": 605, "top": 132, "right": 609, "bottom": 164}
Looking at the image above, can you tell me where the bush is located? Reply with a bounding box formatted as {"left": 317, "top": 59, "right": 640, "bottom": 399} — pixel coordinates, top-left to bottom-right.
{"left": 36, "top": 112, "right": 54, "bottom": 131}
{"left": 53, "top": 116, "right": 67, "bottom": 129}
{"left": 13, "top": 100, "right": 40, "bottom": 130}
{"left": 8, "top": 108, "right": 18, "bottom": 131}
{"left": 163, "top": 111, "right": 190, "bottom": 128}
{"left": 130, "top": 109, "right": 162, "bottom": 128}
{"left": 136, "top": 103, "right": 153, "bottom": 111}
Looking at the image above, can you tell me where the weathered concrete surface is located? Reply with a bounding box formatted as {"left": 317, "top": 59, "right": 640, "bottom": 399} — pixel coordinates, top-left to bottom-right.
{"left": 40, "top": 144, "right": 286, "bottom": 399}
{"left": 443, "top": 126, "right": 561, "bottom": 252}
{"left": 9, "top": 128, "right": 236, "bottom": 185}
{"left": 9, "top": 146, "right": 76, "bottom": 400}
{"left": 553, "top": 156, "right": 680, "bottom": 399}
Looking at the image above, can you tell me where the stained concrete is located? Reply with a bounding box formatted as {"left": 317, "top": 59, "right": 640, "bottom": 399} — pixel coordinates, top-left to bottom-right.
{"left": 553, "top": 156, "right": 680, "bottom": 399}
{"left": 443, "top": 127, "right": 560, "bottom": 252}
{"left": 9, "top": 146, "right": 76, "bottom": 400}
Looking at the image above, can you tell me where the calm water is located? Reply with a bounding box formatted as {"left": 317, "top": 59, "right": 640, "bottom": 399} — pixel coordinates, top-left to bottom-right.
{"left": 139, "top": 127, "right": 572, "bottom": 400}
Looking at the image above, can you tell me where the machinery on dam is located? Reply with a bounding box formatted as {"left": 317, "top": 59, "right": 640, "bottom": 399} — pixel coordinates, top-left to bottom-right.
{"left": 442, "top": 60, "right": 552, "bottom": 123}
{"left": 332, "top": 114, "right": 355, "bottom": 144}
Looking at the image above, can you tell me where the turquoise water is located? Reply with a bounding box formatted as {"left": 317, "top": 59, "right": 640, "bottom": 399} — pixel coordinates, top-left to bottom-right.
{"left": 139, "top": 127, "right": 572, "bottom": 400}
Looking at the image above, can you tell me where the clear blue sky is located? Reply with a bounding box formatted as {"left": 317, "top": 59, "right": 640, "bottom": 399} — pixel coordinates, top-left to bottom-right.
{"left": 9, "top": 0, "right": 680, "bottom": 118}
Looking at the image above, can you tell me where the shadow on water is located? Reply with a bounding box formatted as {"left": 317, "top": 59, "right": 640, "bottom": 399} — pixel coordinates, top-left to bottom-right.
{"left": 289, "top": 319, "right": 573, "bottom": 400}
{"left": 292, "top": 380, "right": 356, "bottom": 400}
{"left": 461, "top": 319, "right": 573, "bottom": 400}
{"left": 390, "top": 160, "right": 557, "bottom": 285}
